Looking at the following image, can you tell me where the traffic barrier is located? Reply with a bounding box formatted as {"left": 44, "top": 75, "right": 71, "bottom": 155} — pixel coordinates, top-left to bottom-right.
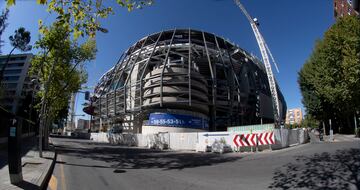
{"left": 233, "top": 134, "right": 257, "bottom": 147}
{"left": 169, "top": 133, "right": 198, "bottom": 150}
{"left": 257, "top": 132, "right": 275, "bottom": 145}
{"left": 147, "top": 132, "right": 169, "bottom": 149}
{"left": 197, "top": 132, "right": 234, "bottom": 152}
{"left": 288, "top": 129, "right": 300, "bottom": 146}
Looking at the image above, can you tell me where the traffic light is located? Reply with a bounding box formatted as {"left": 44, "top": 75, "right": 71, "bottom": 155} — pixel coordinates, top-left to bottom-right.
{"left": 85, "top": 91, "right": 90, "bottom": 100}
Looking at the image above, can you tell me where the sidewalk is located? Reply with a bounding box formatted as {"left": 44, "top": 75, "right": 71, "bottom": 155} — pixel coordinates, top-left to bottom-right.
{"left": 0, "top": 139, "right": 56, "bottom": 190}
{"left": 324, "top": 134, "right": 360, "bottom": 142}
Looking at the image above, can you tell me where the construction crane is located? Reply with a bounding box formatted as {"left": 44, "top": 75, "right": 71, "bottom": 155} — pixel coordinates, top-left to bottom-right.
{"left": 234, "top": 0, "right": 281, "bottom": 126}
{"left": 66, "top": 86, "right": 94, "bottom": 133}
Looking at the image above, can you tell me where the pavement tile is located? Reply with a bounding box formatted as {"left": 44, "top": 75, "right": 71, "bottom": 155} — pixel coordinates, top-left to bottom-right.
{"left": 0, "top": 149, "right": 56, "bottom": 190}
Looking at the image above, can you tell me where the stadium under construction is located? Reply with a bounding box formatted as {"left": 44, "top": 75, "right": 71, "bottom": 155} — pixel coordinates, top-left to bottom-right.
{"left": 88, "top": 29, "right": 287, "bottom": 134}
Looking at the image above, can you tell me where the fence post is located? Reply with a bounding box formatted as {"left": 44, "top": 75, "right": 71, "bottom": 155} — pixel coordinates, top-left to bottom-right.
{"left": 256, "top": 133, "right": 259, "bottom": 152}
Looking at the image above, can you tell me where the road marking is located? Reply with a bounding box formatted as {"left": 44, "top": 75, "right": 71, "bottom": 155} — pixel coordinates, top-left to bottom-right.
{"left": 76, "top": 142, "right": 87, "bottom": 149}
{"left": 49, "top": 175, "right": 57, "bottom": 190}
{"left": 59, "top": 156, "right": 67, "bottom": 190}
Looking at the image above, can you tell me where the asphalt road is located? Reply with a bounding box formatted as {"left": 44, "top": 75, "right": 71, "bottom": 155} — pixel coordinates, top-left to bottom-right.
{"left": 49, "top": 137, "right": 360, "bottom": 190}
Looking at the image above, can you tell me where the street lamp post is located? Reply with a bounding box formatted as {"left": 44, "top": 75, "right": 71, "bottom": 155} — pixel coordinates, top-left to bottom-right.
{"left": 329, "top": 119, "right": 334, "bottom": 141}
{"left": 29, "top": 78, "right": 38, "bottom": 136}
{"left": 355, "top": 111, "right": 359, "bottom": 137}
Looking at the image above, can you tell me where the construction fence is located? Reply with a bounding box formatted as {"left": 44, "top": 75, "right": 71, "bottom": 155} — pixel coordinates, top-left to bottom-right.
{"left": 90, "top": 128, "right": 309, "bottom": 152}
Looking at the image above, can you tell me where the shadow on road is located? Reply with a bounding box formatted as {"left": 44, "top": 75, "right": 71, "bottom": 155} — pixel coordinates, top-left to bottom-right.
{"left": 269, "top": 148, "right": 360, "bottom": 190}
{"left": 56, "top": 160, "right": 112, "bottom": 169}
{"left": 55, "top": 142, "right": 242, "bottom": 171}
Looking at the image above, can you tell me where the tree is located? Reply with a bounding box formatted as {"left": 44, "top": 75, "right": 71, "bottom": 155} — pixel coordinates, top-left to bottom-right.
{"left": 0, "top": 9, "right": 9, "bottom": 54}
{"left": 7, "top": 0, "right": 153, "bottom": 39}
{"left": 301, "top": 114, "right": 319, "bottom": 129}
{"left": 30, "top": 22, "right": 96, "bottom": 153}
{"left": 0, "top": 27, "right": 32, "bottom": 84}
{"left": 298, "top": 16, "right": 360, "bottom": 133}
{"left": 31, "top": 23, "right": 96, "bottom": 114}
{"left": 5, "top": 0, "right": 151, "bottom": 155}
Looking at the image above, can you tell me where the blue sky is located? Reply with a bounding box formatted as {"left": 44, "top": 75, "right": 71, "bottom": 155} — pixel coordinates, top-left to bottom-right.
{"left": 0, "top": 0, "right": 334, "bottom": 121}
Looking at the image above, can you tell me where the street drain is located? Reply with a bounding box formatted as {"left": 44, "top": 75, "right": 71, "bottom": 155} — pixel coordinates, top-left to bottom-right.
{"left": 22, "top": 162, "right": 42, "bottom": 167}
{"left": 113, "top": 169, "right": 126, "bottom": 173}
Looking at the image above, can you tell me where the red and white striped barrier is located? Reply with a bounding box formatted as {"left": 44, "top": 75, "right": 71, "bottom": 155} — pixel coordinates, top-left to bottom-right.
{"left": 233, "top": 132, "right": 275, "bottom": 147}
{"left": 257, "top": 132, "right": 275, "bottom": 145}
{"left": 233, "top": 134, "right": 257, "bottom": 147}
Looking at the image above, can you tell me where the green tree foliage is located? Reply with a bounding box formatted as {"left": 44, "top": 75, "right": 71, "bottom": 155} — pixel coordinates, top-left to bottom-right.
{"left": 30, "top": 22, "right": 96, "bottom": 120}
{"left": 301, "top": 114, "right": 319, "bottom": 129}
{"left": 0, "top": 9, "right": 9, "bottom": 54}
{"left": 9, "top": 27, "right": 32, "bottom": 52}
{"left": 298, "top": 16, "right": 360, "bottom": 132}
{"left": 7, "top": 0, "right": 153, "bottom": 39}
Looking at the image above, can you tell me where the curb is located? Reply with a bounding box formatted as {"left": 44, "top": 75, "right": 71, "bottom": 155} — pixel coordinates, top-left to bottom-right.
{"left": 39, "top": 145, "right": 57, "bottom": 190}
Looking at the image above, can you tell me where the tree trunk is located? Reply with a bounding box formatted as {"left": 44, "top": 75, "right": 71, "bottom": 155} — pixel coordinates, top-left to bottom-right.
{"left": 39, "top": 60, "right": 56, "bottom": 157}
{"left": 44, "top": 114, "right": 50, "bottom": 150}
{"left": 346, "top": 116, "right": 352, "bottom": 134}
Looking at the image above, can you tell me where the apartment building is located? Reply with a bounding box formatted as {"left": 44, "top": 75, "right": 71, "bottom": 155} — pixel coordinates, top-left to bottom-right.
{"left": 285, "top": 108, "right": 303, "bottom": 125}
{"left": 0, "top": 53, "right": 36, "bottom": 114}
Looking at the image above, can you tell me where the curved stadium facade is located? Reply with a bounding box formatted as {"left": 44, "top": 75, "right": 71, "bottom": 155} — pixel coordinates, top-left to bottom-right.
{"left": 91, "top": 29, "right": 287, "bottom": 133}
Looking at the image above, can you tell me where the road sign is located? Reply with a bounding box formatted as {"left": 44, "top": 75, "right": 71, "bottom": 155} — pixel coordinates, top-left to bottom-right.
{"left": 233, "top": 134, "right": 257, "bottom": 147}
{"left": 203, "top": 133, "right": 229, "bottom": 137}
{"left": 257, "top": 132, "right": 275, "bottom": 145}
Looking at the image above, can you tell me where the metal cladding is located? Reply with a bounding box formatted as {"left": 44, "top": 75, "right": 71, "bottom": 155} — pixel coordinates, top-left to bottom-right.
{"left": 93, "top": 29, "right": 287, "bottom": 133}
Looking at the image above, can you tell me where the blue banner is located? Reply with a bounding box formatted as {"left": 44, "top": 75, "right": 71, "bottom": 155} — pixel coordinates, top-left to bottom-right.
{"left": 148, "top": 113, "right": 209, "bottom": 129}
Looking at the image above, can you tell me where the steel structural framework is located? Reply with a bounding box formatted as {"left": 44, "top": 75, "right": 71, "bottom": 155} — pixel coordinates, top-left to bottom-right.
{"left": 92, "top": 29, "right": 286, "bottom": 133}
{"left": 234, "top": 0, "right": 282, "bottom": 126}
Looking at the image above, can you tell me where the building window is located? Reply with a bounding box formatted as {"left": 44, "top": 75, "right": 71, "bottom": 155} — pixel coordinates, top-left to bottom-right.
{"left": 5, "top": 83, "right": 17, "bottom": 88}
{"left": 0, "top": 62, "right": 25, "bottom": 68}
{"left": 4, "top": 69, "right": 22, "bottom": 75}
{"left": 4, "top": 105, "right": 12, "bottom": 111}
{"left": 3, "top": 76, "right": 20, "bottom": 81}
{"left": 1, "top": 98, "right": 13, "bottom": 104}
{"left": 4, "top": 90, "right": 16, "bottom": 96}
{"left": 0, "top": 56, "right": 26, "bottom": 63}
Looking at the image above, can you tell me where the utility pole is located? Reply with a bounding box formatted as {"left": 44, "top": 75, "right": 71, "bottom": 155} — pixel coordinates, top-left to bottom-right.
{"left": 355, "top": 112, "right": 358, "bottom": 137}
{"left": 329, "top": 119, "right": 333, "bottom": 141}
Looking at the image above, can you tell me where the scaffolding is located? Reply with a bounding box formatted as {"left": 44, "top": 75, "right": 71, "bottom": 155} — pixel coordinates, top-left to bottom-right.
{"left": 91, "top": 29, "right": 286, "bottom": 133}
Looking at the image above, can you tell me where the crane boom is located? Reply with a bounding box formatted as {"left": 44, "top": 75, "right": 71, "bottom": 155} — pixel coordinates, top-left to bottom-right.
{"left": 264, "top": 42, "right": 280, "bottom": 73}
{"left": 234, "top": 0, "right": 281, "bottom": 125}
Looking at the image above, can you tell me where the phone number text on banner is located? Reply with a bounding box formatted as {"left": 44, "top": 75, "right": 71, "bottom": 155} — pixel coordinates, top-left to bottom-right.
{"left": 148, "top": 113, "right": 209, "bottom": 129}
